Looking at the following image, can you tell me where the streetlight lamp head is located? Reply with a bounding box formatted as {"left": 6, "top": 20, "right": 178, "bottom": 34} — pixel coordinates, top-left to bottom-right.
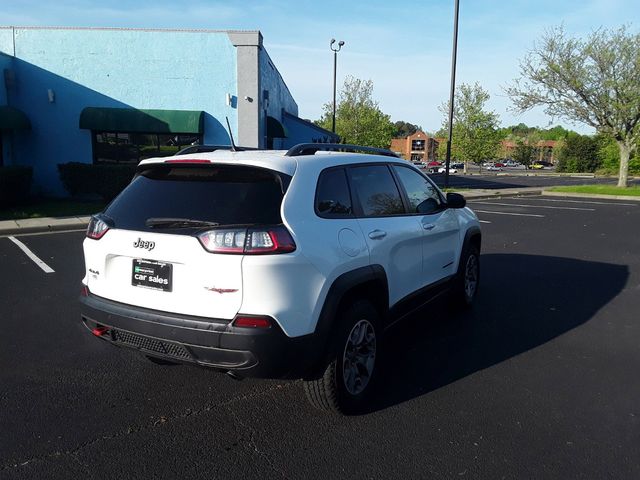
{"left": 338, "top": 41, "right": 345, "bottom": 47}
{"left": 330, "top": 38, "right": 336, "bottom": 46}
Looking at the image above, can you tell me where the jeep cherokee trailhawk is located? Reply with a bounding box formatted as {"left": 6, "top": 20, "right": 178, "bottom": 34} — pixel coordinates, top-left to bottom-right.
{"left": 80, "top": 143, "right": 481, "bottom": 413}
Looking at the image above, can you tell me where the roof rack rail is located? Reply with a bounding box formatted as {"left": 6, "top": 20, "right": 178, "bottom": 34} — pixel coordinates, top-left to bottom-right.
{"left": 174, "top": 145, "right": 258, "bottom": 156}
{"left": 285, "top": 143, "right": 399, "bottom": 158}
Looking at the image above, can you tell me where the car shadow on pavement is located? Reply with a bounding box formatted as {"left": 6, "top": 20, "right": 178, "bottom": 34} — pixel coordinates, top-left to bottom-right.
{"left": 365, "top": 253, "right": 629, "bottom": 414}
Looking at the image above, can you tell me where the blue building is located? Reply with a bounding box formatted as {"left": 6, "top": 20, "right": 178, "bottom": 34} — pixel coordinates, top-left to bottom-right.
{"left": 0, "top": 27, "right": 337, "bottom": 196}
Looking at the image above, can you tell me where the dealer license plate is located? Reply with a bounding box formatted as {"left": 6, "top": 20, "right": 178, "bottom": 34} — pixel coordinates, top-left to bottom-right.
{"left": 132, "top": 259, "right": 173, "bottom": 292}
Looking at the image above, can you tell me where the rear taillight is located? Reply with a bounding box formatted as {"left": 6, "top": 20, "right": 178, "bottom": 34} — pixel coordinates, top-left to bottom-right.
{"left": 86, "top": 216, "right": 110, "bottom": 240}
{"left": 198, "top": 226, "right": 296, "bottom": 255}
{"left": 232, "top": 315, "right": 272, "bottom": 329}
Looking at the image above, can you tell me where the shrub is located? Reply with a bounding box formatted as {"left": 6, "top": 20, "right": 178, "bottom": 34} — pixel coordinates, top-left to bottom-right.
{"left": 0, "top": 166, "right": 33, "bottom": 207}
{"left": 597, "top": 135, "right": 640, "bottom": 175}
{"left": 556, "top": 135, "right": 601, "bottom": 172}
{"left": 58, "top": 162, "right": 137, "bottom": 201}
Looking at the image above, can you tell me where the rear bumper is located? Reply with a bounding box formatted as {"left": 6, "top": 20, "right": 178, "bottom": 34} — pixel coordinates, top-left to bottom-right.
{"left": 79, "top": 292, "right": 316, "bottom": 379}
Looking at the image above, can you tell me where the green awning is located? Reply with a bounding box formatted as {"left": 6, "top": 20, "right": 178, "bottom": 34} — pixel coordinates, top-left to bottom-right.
{"left": 79, "top": 107, "right": 204, "bottom": 134}
{"left": 266, "top": 116, "right": 287, "bottom": 138}
{"left": 0, "top": 106, "right": 31, "bottom": 130}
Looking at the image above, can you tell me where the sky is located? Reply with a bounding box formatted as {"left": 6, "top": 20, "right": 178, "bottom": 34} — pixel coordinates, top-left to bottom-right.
{"left": 3, "top": 0, "right": 639, "bottom": 134}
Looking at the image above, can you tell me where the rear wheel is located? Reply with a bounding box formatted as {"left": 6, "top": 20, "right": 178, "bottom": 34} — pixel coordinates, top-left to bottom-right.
{"left": 303, "top": 300, "right": 379, "bottom": 414}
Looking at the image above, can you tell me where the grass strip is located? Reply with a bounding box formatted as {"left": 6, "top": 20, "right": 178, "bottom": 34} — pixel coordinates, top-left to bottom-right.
{"left": 547, "top": 185, "right": 640, "bottom": 197}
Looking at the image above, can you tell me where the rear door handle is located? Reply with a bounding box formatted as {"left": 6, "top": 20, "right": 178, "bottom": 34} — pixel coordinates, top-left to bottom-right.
{"left": 422, "top": 223, "right": 436, "bottom": 230}
{"left": 368, "top": 229, "right": 387, "bottom": 240}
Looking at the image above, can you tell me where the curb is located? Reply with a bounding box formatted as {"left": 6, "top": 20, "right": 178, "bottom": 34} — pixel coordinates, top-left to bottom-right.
{"left": 0, "top": 216, "right": 90, "bottom": 236}
{"left": 462, "top": 187, "right": 543, "bottom": 200}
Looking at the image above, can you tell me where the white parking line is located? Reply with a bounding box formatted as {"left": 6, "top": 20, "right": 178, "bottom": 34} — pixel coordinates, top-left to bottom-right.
{"left": 478, "top": 220, "right": 492, "bottom": 224}
{"left": 473, "top": 209, "right": 545, "bottom": 218}
{"left": 8, "top": 236, "right": 55, "bottom": 273}
{"left": 470, "top": 201, "right": 594, "bottom": 211}
{"left": 533, "top": 198, "right": 637, "bottom": 206}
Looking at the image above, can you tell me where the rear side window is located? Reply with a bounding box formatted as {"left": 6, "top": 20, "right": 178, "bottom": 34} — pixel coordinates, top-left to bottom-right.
{"left": 315, "top": 168, "right": 353, "bottom": 217}
{"left": 348, "top": 165, "right": 405, "bottom": 217}
{"left": 104, "top": 165, "right": 289, "bottom": 232}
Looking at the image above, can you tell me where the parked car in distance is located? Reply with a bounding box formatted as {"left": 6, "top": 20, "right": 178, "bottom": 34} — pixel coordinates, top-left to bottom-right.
{"left": 494, "top": 162, "right": 506, "bottom": 168}
{"left": 451, "top": 162, "right": 464, "bottom": 169}
{"left": 426, "top": 161, "right": 443, "bottom": 173}
{"left": 437, "top": 166, "right": 458, "bottom": 174}
{"left": 486, "top": 164, "right": 502, "bottom": 171}
{"left": 529, "top": 161, "right": 553, "bottom": 169}
{"left": 504, "top": 160, "right": 520, "bottom": 167}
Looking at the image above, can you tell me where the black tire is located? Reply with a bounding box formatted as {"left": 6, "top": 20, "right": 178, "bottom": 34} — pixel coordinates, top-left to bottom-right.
{"left": 303, "top": 300, "right": 380, "bottom": 414}
{"left": 452, "top": 244, "right": 480, "bottom": 308}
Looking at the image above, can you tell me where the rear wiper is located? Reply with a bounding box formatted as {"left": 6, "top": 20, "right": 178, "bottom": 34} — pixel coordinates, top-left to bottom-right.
{"left": 145, "top": 217, "right": 220, "bottom": 229}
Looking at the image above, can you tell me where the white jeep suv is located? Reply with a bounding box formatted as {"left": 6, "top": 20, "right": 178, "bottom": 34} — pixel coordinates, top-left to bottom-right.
{"left": 80, "top": 143, "right": 481, "bottom": 413}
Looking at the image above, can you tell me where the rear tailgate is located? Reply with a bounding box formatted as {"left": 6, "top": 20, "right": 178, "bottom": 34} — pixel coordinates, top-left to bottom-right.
{"left": 82, "top": 162, "right": 290, "bottom": 320}
{"left": 84, "top": 229, "right": 243, "bottom": 319}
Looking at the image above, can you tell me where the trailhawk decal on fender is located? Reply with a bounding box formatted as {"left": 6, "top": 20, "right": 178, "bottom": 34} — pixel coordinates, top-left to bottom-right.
{"left": 205, "top": 287, "right": 239, "bottom": 294}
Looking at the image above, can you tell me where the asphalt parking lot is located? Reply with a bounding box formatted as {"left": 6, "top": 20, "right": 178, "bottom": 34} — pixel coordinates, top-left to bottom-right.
{"left": 1, "top": 195, "right": 639, "bottom": 479}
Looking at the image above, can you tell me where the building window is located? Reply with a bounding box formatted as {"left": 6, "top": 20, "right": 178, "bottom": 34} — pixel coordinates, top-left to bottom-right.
{"left": 410, "top": 154, "right": 423, "bottom": 161}
{"left": 92, "top": 132, "right": 202, "bottom": 164}
{"left": 411, "top": 139, "right": 425, "bottom": 151}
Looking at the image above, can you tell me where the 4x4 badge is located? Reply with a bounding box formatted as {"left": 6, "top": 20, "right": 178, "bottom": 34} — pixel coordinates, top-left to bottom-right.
{"left": 133, "top": 238, "right": 155, "bottom": 251}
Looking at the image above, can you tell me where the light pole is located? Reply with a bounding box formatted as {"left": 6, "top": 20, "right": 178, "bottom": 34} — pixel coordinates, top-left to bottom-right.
{"left": 330, "top": 38, "right": 345, "bottom": 134}
{"left": 444, "top": 0, "right": 460, "bottom": 189}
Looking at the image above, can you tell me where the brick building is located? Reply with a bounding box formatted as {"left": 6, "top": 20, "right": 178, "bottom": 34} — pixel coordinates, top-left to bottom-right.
{"left": 501, "top": 140, "right": 559, "bottom": 163}
{"left": 390, "top": 131, "right": 439, "bottom": 163}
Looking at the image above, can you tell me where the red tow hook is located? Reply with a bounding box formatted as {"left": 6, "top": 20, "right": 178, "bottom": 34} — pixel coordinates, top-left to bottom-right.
{"left": 91, "top": 325, "right": 109, "bottom": 337}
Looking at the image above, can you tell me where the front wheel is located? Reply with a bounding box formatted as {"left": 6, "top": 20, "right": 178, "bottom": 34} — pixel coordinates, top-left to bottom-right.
{"left": 303, "top": 300, "right": 380, "bottom": 414}
{"left": 452, "top": 244, "right": 480, "bottom": 307}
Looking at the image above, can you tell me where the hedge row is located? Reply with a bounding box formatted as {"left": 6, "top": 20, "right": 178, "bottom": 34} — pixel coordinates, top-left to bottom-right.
{"left": 0, "top": 166, "right": 33, "bottom": 208}
{"left": 57, "top": 162, "right": 137, "bottom": 201}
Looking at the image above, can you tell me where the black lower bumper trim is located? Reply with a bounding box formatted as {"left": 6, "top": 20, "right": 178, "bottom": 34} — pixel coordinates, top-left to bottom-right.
{"left": 79, "top": 293, "right": 315, "bottom": 379}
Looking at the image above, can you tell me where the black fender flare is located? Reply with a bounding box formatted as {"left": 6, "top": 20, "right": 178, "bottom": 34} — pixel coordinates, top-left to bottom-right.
{"left": 463, "top": 226, "right": 482, "bottom": 253}
{"left": 456, "top": 226, "right": 482, "bottom": 276}
{"left": 305, "top": 265, "right": 388, "bottom": 377}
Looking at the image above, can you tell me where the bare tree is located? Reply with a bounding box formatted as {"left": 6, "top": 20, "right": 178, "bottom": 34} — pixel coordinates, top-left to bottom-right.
{"left": 506, "top": 25, "right": 640, "bottom": 187}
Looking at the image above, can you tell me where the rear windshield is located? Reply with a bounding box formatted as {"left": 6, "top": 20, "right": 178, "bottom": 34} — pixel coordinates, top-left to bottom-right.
{"left": 104, "top": 164, "right": 289, "bottom": 232}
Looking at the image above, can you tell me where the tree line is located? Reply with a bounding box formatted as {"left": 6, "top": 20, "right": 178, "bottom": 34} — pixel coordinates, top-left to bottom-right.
{"left": 316, "top": 24, "right": 640, "bottom": 186}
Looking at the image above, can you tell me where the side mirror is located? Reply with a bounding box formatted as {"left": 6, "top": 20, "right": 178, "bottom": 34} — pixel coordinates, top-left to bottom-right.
{"left": 446, "top": 192, "right": 466, "bottom": 209}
